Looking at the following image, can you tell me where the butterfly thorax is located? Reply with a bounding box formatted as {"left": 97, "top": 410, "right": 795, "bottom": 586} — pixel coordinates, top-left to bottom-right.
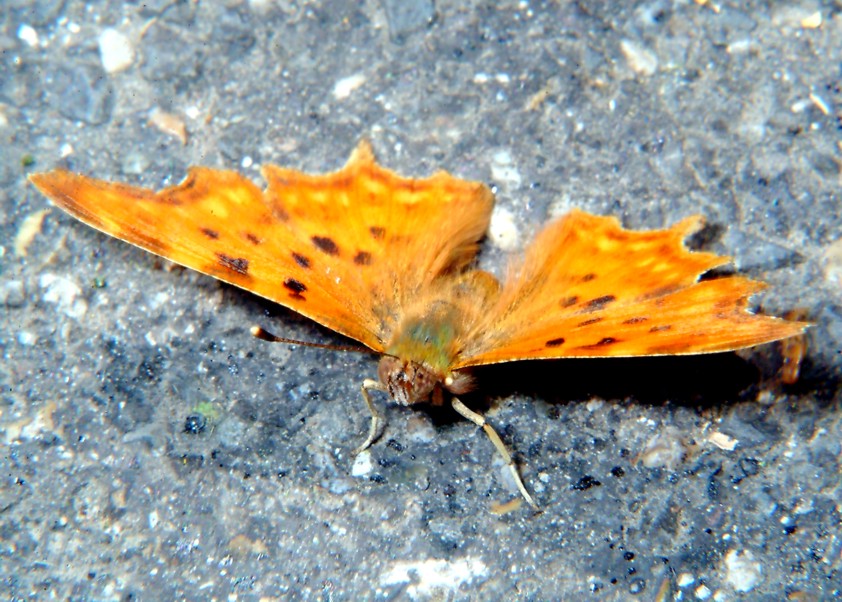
{"left": 380, "top": 305, "right": 473, "bottom": 406}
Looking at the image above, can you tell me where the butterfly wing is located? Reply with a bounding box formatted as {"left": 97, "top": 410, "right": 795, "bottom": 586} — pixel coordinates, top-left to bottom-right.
{"left": 454, "top": 210, "right": 808, "bottom": 367}
{"left": 30, "top": 142, "right": 494, "bottom": 351}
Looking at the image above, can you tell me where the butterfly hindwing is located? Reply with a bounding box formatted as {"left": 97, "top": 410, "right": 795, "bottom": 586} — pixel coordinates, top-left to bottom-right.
{"left": 455, "top": 210, "right": 808, "bottom": 367}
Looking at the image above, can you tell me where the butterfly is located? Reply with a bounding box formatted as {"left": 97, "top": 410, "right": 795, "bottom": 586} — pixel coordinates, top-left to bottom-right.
{"left": 29, "top": 141, "right": 808, "bottom": 508}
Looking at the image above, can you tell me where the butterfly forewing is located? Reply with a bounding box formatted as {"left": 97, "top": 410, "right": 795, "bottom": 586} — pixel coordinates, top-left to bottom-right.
{"left": 30, "top": 142, "right": 494, "bottom": 354}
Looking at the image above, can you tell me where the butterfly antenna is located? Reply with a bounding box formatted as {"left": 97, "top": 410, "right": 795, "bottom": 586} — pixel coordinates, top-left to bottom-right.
{"left": 250, "top": 325, "right": 377, "bottom": 355}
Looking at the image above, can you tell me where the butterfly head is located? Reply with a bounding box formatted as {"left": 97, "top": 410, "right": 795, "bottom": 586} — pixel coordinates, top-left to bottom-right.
{"left": 377, "top": 356, "right": 474, "bottom": 406}
{"left": 378, "top": 356, "right": 438, "bottom": 406}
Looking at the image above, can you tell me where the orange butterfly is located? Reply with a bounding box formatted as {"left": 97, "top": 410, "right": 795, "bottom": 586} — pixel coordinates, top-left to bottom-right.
{"left": 30, "top": 142, "right": 808, "bottom": 508}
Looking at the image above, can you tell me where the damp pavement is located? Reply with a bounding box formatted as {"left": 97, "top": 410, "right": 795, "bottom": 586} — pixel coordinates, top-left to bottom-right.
{"left": 2, "top": 1, "right": 840, "bottom": 600}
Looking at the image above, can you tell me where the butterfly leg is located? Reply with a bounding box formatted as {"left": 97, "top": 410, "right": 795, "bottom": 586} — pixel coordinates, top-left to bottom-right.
{"left": 354, "top": 379, "right": 387, "bottom": 455}
{"left": 450, "top": 397, "right": 539, "bottom": 509}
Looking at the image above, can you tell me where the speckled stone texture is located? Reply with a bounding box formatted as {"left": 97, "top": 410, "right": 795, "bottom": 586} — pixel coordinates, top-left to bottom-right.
{"left": 2, "top": 1, "right": 840, "bottom": 600}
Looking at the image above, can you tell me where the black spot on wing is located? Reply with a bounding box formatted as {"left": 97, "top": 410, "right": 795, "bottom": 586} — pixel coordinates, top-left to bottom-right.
{"left": 200, "top": 227, "right": 219, "bottom": 240}
{"left": 577, "top": 337, "right": 619, "bottom": 350}
{"left": 312, "top": 235, "right": 339, "bottom": 256}
{"left": 583, "top": 295, "right": 616, "bottom": 312}
{"left": 560, "top": 296, "right": 579, "bottom": 308}
{"left": 369, "top": 226, "right": 385, "bottom": 240}
{"left": 283, "top": 278, "right": 307, "bottom": 300}
{"left": 639, "top": 285, "right": 680, "bottom": 301}
{"left": 244, "top": 232, "right": 261, "bottom": 245}
{"left": 353, "top": 251, "right": 372, "bottom": 266}
{"left": 577, "top": 317, "right": 603, "bottom": 327}
{"left": 649, "top": 325, "right": 672, "bottom": 332}
{"left": 622, "top": 317, "right": 648, "bottom": 325}
{"left": 292, "top": 252, "right": 311, "bottom": 269}
{"left": 216, "top": 253, "right": 249, "bottom": 276}
{"left": 546, "top": 337, "right": 565, "bottom": 347}
{"left": 580, "top": 273, "right": 596, "bottom": 282}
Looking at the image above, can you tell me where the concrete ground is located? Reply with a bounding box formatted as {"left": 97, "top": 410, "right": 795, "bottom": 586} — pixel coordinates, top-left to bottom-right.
{"left": 2, "top": 1, "right": 840, "bottom": 599}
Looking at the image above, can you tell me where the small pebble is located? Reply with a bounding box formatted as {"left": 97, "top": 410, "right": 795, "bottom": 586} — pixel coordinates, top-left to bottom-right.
{"left": 490, "top": 149, "right": 522, "bottom": 189}
{"left": 488, "top": 207, "right": 519, "bottom": 251}
{"left": 98, "top": 28, "right": 135, "bottom": 74}
{"left": 39, "top": 273, "right": 88, "bottom": 319}
{"left": 148, "top": 108, "right": 187, "bottom": 144}
{"left": 17, "top": 24, "right": 39, "bottom": 48}
{"left": 724, "top": 549, "right": 763, "bottom": 593}
{"left": 801, "top": 11, "right": 822, "bottom": 28}
{"left": 620, "top": 39, "right": 658, "bottom": 76}
{"left": 822, "top": 239, "right": 842, "bottom": 287}
{"left": 1, "top": 280, "right": 26, "bottom": 307}
{"left": 14, "top": 209, "right": 50, "bottom": 257}
{"left": 677, "top": 573, "right": 695, "bottom": 587}
{"left": 17, "top": 331, "right": 37, "bottom": 346}
{"left": 707, "top": 431, "right": 738, "bottom": 451}
{"left": 333, "top": 73, "right": 366, "bottom": 100}
{"left": 639, "top": 427, "right": 685, "bottom": 469}
{"left": 351, "top": 450, "right": 373, "bottom": 477}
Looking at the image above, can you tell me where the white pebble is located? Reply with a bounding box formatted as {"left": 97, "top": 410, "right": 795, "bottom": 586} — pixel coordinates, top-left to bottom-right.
{"left": 724, "top": 549, "right": 763, "bottom": 593}
{"left": 490, "top": 149, "right": 522, "bottom": 189}
{"left": 620, "top": 39, "right": 658, "bottom": 76}
{"left": 801, "top": 11, "right": 822, "bottom": 29}
{"left": 39, "top": 273, "right": 88, "bottom": 319}
{"left": 17, "top": 331, "right": 37, "bottom": 346}
{"left": 640, "top": 427, "right": 685, "bottom": 469}
{"left": 18, "top": 24, "right": 39, "bottom": 48}
{"left": 381, "top": 558, "right": 488, "bottom": 597}
{"left": 333, "top": 73, "right": 366, "bottom": 100}
{"left": 98, "top": 28, "right": 135, "bottom": 74}
{"left": 351, "top": 450, "right": 373, "bottom": 477}
{"left": 707, "top": 431, "right": 738, "bottom": 451}
{"left": 488, "top": 206, "right": 519, "bottom": 251}
{"left": 585, "top": 398, "right": 604, "bottom": 412}
{"left": 248, "top": 0, "right": 276, "bottom": 14}
{"left": 1, "top": 280, "right": 25, "bottom": 307}
{"left": 694, "top": 584, "right": 711, "bottom": 599}
{"left": 677, "top": 572, "right": 695, "bottom": 587}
